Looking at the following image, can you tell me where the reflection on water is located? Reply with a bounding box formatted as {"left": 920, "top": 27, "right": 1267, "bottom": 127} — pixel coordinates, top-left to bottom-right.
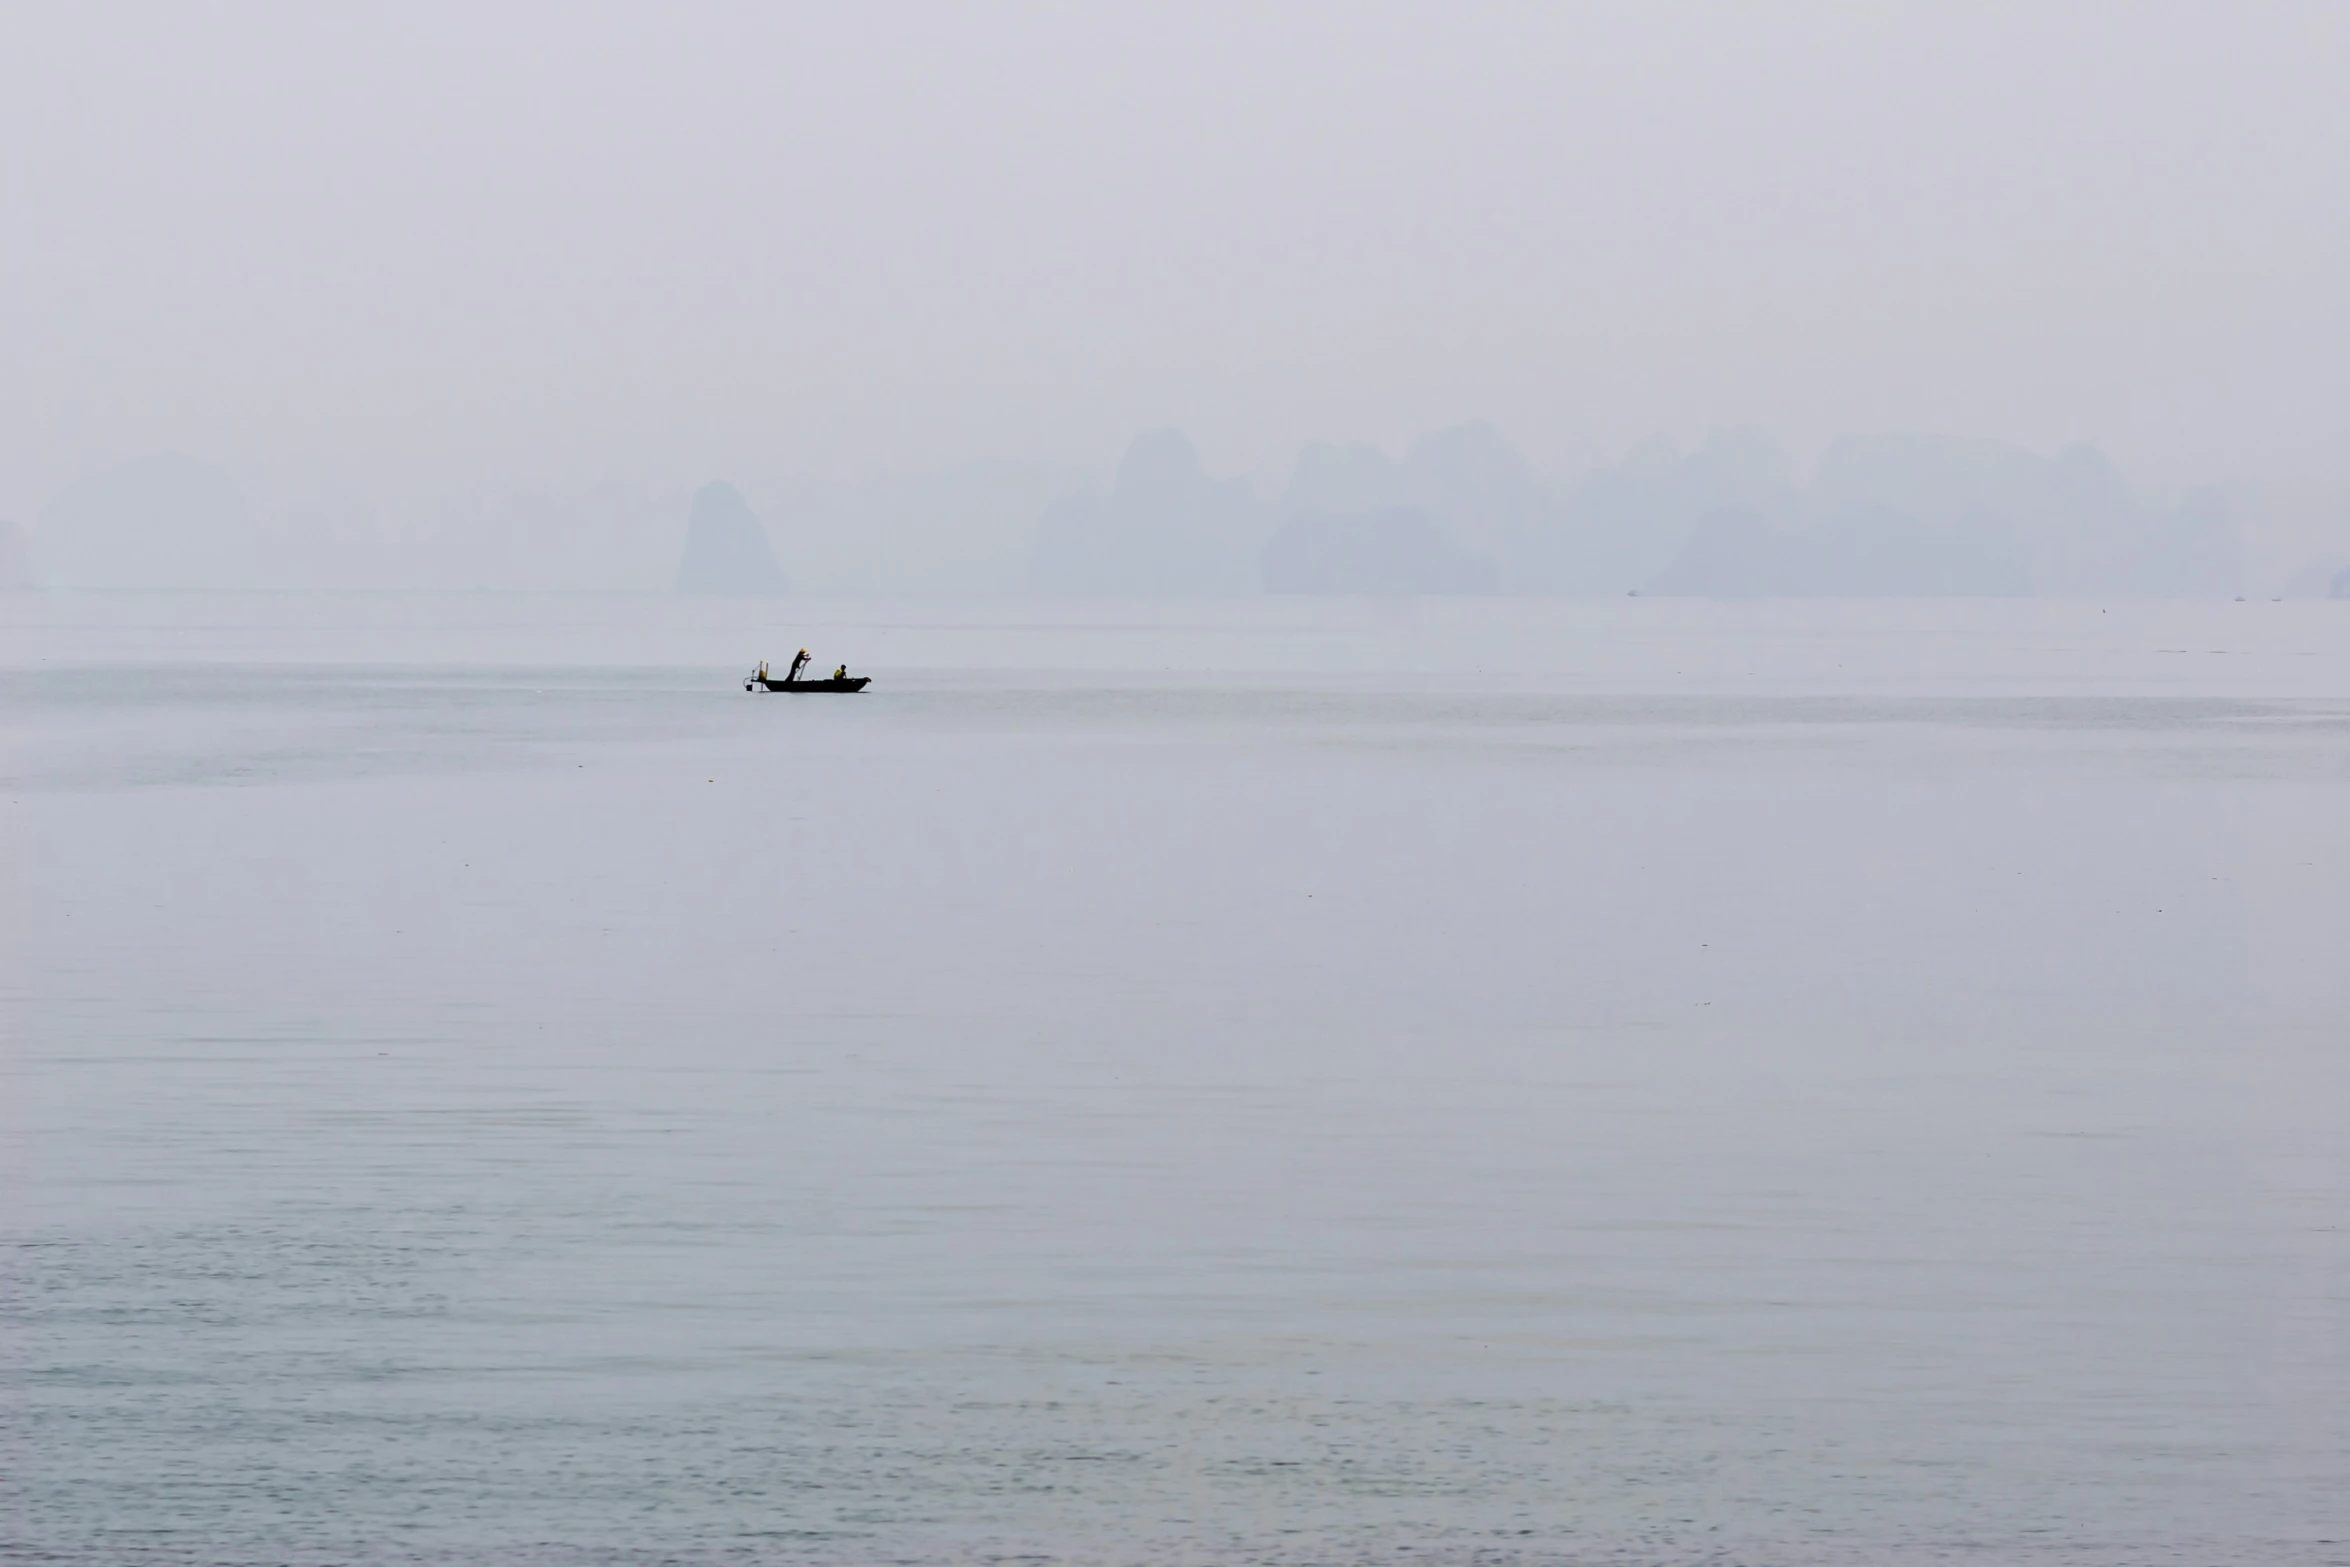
{"left": 5, "top": 595, "right": 2348, "bottom": 1564}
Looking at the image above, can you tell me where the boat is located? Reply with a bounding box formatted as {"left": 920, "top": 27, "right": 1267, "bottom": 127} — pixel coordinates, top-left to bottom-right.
{"left": 746, "top": 672, "right": 870, "bottom": 692}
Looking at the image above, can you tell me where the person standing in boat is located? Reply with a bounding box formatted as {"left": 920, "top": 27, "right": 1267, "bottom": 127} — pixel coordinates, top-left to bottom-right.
{"left": 787, "top": 648, "right": 810, "bottom": 683}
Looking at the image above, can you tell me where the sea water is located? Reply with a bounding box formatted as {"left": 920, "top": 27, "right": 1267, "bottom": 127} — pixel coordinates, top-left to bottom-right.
{"left": 4, "top": 593, "right": 2347, "bottom": 1565}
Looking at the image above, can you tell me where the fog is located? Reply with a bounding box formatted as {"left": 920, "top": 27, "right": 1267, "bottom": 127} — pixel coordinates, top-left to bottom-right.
{"left": 6, "top": 2, "right": 2349, "bottom": 593}
{"left": 12, "top": 12, "right": 2350, "bottom": 1559}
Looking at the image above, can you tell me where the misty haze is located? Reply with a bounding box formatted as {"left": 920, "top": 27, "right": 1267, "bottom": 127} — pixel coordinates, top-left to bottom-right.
{"left": 5, "top": 5, "right": 2348, "bottom": 1566}
{"left": 13, "top": 425, "right": 2308, "bottom": 600}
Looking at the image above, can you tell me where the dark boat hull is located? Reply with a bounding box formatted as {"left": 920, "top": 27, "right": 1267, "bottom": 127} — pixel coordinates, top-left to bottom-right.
{"left": 747, "top": 676, "right": 870, "bottom": 692}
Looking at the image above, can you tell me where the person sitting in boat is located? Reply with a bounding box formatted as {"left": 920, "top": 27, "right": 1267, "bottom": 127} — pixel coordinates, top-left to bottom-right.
{"left": 831, "top": 664, "right": 848, "bottom": 681}
{"left": 787, "top": 648, "right": 810, "bottom": 683}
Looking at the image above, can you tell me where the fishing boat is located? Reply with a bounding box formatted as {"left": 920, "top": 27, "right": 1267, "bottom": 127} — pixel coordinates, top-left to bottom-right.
{"left": 746, "top": 674, "right": 869, "bottom": 692}
{"left": 745, "top": 661, "right": 869, "bottom": 692}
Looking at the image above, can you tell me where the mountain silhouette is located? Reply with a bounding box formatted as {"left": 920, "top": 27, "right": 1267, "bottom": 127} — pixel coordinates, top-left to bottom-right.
{"left": 675, "top": 482, "right": 786, "bottom": 594}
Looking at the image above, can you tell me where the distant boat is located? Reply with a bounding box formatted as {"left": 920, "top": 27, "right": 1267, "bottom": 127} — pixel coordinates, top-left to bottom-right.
{"left": 746, "top": 671, "right": 870, "bottom": 693}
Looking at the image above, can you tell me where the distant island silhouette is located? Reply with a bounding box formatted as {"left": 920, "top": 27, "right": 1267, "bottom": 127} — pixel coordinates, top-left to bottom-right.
{"left": 11, "top": 431, "right": 2295, "bottom": 599}
{"left": 35, "top": 454, "right": 252, "bottom": 590}
{"left": 1261, "top": 507, "right": 1497, "bottom": 595}
{"left": 1029, "top": 430, "right": 1265, "bottom": 594}
{"left": 676, "top": 482, "right": 786, "bottom": 594}
{"left": 0, "top": 519, "right": 33, "bottom": 590}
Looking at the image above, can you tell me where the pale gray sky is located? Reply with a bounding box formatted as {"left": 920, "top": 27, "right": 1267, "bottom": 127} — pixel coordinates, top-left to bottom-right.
{"left": 5, "top": 0, "right": 2346, "bottom": 517}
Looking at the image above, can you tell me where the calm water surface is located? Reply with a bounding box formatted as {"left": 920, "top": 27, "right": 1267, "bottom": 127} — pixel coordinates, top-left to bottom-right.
{"left": 4, "top": 595, "right": 2348, "bottom": 1565}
